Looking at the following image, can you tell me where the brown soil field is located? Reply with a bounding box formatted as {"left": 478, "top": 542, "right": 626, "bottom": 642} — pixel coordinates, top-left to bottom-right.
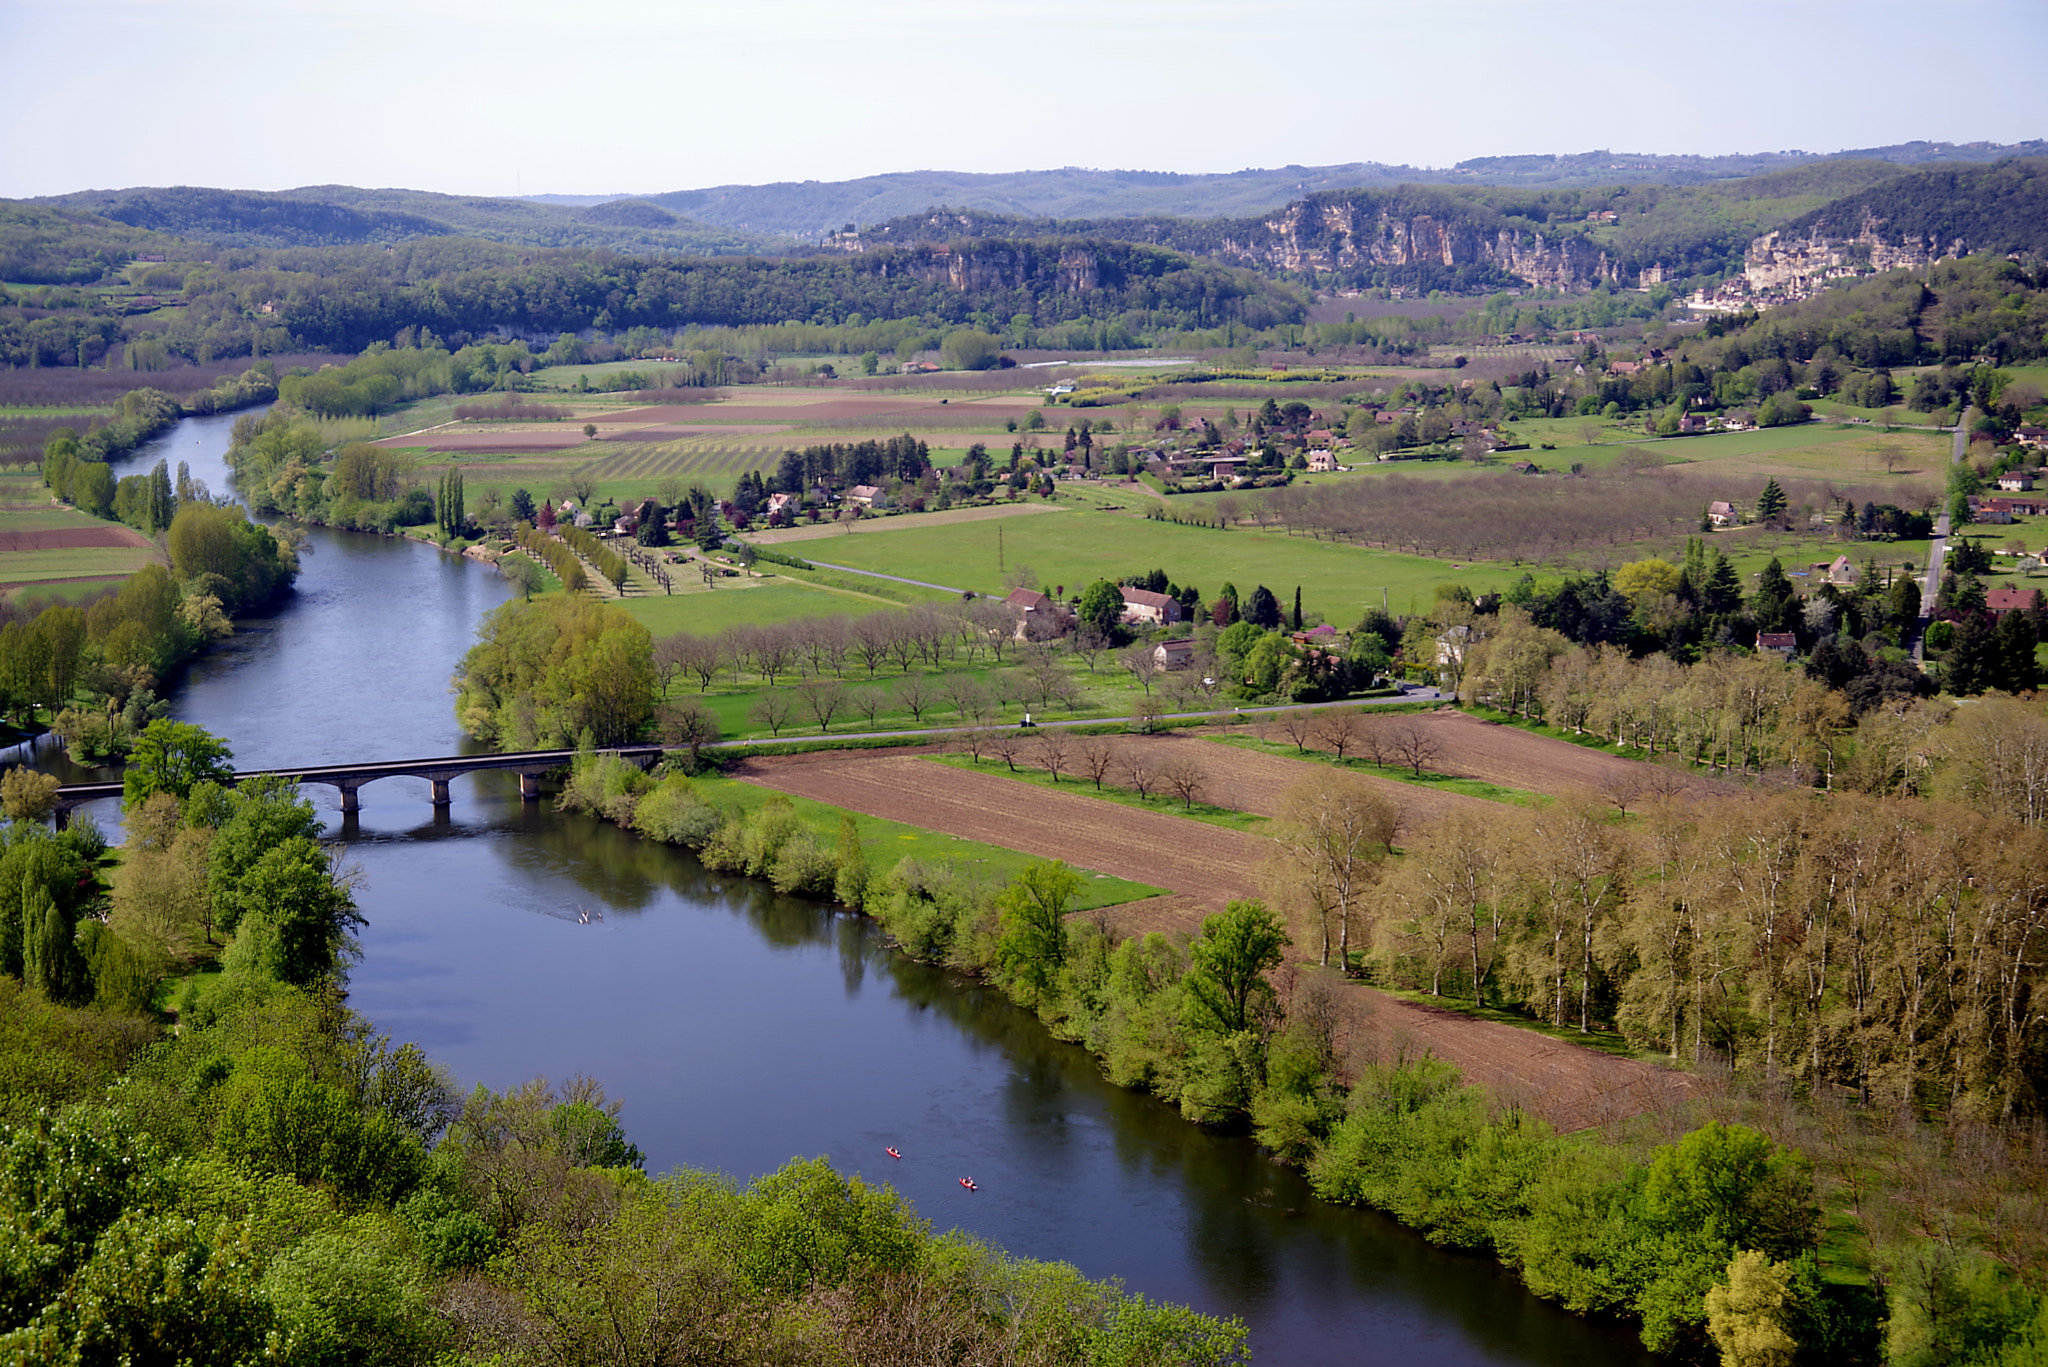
{"left": 601, "top": 424, "right": 796, "bottom": 441}
{"left": 734, "top": 749, "right": 1265, "bottom": 912}
{"left": 1363, "top": 709, "right": 1728, "bottom": 801}
{"left": 750, "top": 502, "right": 1061, "bottom": 543}
{"left": 739, "top": 744, "right": 1685, "bottom": 1130}
{"left": 1053, "top": 730, "right": 1493, "bottom": 837}
{"left": 0, "top": 526, "right": 150, "bottom": 552}
{"left": 381, "top": 431, "right": 585, "bottom": 451}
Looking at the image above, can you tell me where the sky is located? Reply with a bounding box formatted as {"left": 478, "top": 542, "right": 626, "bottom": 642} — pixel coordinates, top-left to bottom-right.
{"left": 2, "top": 0, "right": 2044, "bottom": 200}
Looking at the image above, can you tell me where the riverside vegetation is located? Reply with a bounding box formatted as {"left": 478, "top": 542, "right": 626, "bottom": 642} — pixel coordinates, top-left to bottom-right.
{"left": 546, "top": 688, "right": 2048, "bottom": 1365}
{"left": 0, "top": 723, "right": 1248, "bottom": 1366}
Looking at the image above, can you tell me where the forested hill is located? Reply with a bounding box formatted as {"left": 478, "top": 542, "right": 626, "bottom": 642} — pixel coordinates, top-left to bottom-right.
{"left": 571, "top": 139, "right": 2047, "bottom": 240}
{"left": 853, "top": 161, "right": 1925, "bottom": 291}
{"left": 1767, "top": 156, "right": 2048, "bottom": 258}
{"left": 30, "top": 185, "right": 779, "bottom": 256}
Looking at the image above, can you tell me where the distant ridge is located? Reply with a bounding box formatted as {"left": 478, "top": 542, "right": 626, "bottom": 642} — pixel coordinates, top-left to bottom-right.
{"left": 517, "top": 141, "right": 2048, "bottom": 240}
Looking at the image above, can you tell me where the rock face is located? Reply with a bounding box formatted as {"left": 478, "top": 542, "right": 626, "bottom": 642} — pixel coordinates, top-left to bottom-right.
{"left": 1744, "top": 214, "right": 1953, "bottom": 295}
{"left": 1228, "top": 198, "right": 1621, "bottom": 289}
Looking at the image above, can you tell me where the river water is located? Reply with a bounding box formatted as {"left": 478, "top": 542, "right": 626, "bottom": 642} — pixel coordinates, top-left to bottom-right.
{"left": 40, "top": 414, "right": 1655, "bottom": 1366}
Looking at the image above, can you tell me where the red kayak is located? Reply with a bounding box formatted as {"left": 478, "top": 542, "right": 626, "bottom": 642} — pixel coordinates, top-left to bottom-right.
{"left": 959, "top": 1177, "right": 977, "bottom": 1191}
{"left": 886, "top": 1147, "right": 901, "bottom": 1160}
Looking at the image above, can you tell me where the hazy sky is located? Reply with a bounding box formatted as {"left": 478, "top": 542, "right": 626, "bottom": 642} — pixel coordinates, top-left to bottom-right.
{"left": 3, "top": 0, "right": 2044, "bottom": 199}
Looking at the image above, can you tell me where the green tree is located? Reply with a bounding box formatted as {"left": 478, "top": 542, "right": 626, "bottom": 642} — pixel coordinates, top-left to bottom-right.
{"left": 1991, "top": 607, "right": 2040, "bottom": 693}
{"left": 1075, "top": 580, "right": 1124, "bottom": 637}
{"left": 1704, "top": 1250, "right": 1799, "bottom": 1367}
{"left": 205, "top": 776, "right": 327, "bottom": 938}
{"left": 941, "top": 329, "right": 1002, "bottom": 371}
{"left": 1754, "top": 478, "right": 1787, "bottom": 522}
{"left": 224, "top": 836, "right": 362, "bottom": 988}
{"left": 121, "top": 720, "right": 233, "bottom": 811}
{"left": 1245, "top": 585, "right": 1283, "bottom": 630}
{"left": 1184, "top": 899, "right": 1289, "bottom": 1035}
{"left": 1751, "top": 558, "right": 1797, "bottom": 634}
{"left": 994, "top": 860, "right": 1081, "bottom": 1006}
{"left": 23, "top": 884, "right": 89, "bottom": 1004}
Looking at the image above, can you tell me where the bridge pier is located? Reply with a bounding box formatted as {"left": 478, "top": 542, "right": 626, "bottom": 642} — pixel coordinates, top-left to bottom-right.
{"left": 430, "top": 778, "right": 452, "bottom": 807}
{"left": 519, "top": 772, "right": 542, "bottom": 801}
{"left": 337, "top": 781, "right": 362, "bottom": 814}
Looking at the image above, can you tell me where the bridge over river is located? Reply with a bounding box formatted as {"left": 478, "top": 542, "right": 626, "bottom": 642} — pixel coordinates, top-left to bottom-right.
{"left": 51, "top": 745, "right": 668, "bottom": 825}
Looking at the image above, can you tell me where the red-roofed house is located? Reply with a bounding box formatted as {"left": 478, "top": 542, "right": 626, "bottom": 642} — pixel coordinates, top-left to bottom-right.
{"left": 1757, "top": 632, "right": 1798, "bottom": 657}
{"left": 1986, "top": 588, "right": 2044, "bottom": 617}
{"left": 1119, "top": 586, "right": 1182, "bottom": 625}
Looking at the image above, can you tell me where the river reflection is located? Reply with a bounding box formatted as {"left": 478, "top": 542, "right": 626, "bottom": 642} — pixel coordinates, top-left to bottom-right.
{"left": 21, "top": 415, "right": 1658, "bottom": 1365}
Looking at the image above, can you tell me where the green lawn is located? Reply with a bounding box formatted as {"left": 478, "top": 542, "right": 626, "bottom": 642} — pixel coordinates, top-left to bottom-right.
{"left": 616, "top": 575, "right": 908, "bottom": 637}
{"left": 780, "top": 504, "right": 1518, "bottom": 622}
{"left": 687, "top": 774, "right": 1163, "bottom": 910}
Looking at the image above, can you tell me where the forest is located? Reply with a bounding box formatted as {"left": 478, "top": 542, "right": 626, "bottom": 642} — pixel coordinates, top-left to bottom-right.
{"left": 0, "top": 738, "right": 1246, "bottom": 1366}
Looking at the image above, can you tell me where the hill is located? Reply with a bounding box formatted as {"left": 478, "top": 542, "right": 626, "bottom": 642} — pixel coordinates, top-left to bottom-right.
{"left": 583, "top": 141, "right": 2048, "bottom": 240}
{"left": 29, "top": 185, "right": 780, "bottom": 256}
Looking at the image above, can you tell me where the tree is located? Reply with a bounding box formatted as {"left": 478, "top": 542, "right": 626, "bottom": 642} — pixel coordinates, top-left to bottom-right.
{"left": 994, "top": 860, "right": 1081, "bottom": 1006}
{"left": 23, "top": 886, "right": 89, "bottom": 1004}
{"left": 1245, "top": 585, "right": 1282, "bottom": 630}
{"left": 0, "top": 768, "right": 61, "bottom": 823}
{"left": 1118, "top": 643, "right": 1161, "bottom": 695}
{"left": 1704, "top": 1251, "right": 1799, "bottom": 1367}
{"left": 941, "top": 329, "right": 1001, "bottom": 371}
{"left": 1076, "top": 580, "right": 1123, "bottom": 637}
{"left": 224, "top": 835, "right": 363, "bottom": 988}
{"left": 1754, "top": 477, "right": 1787, "bottom": 523}
{"left": 1156, "top": 753, "right": 1208, "bottom": 810}
{"left": 122, "top": 720, "right": 233, "bottom": 810}
{"left": 1185, "top": 900, "right": 1289, "bottom": 1035}
{"left": 750, "top": 691, "right": 795, "bottom": 737}
{"left": 1269, "top": 776, "right": 1397, "bottom": 965}
{"left": 657, "top": 699, "right": 722, "bottom": 764}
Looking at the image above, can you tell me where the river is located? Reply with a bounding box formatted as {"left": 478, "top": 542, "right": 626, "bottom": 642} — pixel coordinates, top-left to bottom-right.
{"left": 39, "top": 413, "right": 1656, "bottom": 1365}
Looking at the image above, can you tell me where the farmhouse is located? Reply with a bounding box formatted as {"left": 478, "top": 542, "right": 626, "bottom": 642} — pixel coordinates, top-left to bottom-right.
{"left": 846, "top": 485, "right": 890, "bottom": 510}
{"left": 1307, "top": 450, "right": 1338, "bottom": 472}
{"left": 1153, "top": 639, "right": 1195, "bottom": 670}
{"left": 1757, "top": 633, "right": 1798, "bottom": 657}
{"left": 1707, "top": 500, "right": 1740, "bottom": 526}
{"left": 1120, "top": 586, "right": 1182, "bottom": 626}
{"left": 1004, "top": 587, "right": 1072, "bottom": 637}
{"left": 1999, "top": 472, "right": 2036, "bottom": 492}
{"left": 2015, "top": 427, "right": 2048, "bottom": 450}
{"left": 1986, "top": 588, "right": 2044, "bottom": 617}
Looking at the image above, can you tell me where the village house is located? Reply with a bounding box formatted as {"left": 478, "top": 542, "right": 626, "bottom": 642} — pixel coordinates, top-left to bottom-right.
{"left": 1986, "top": 588, "right": 2044, "bottom": 617}
{"left": 1435, "top": 624, "right": 1475, "bottom": 668}
{"left": 1306, "top": 450, "right": 1339, "bottom": 472}
{"left": 1707, "top": 500, "right": 1741, "bottom": 527}
{"left": 845, "top": 484, "right": 890, "bottom": 510}
{"left": 1757, "top": 632, "right": 1798, "bottom": 657}
{"left": 1152, "top": 638, "right": 1195, "bottom": 670}
{"left": 1003, "top": 587, "right": 1072, "bottom": 637}
{"left": 1119, "top": 586, "right": 1182, "bottom": 626}
{"left": 1981, "top": 495, "right": 2048, "bottom": 518}
{"left": 1204, "top": 456, "right": 1249, "bottom": 482}
{"left": 1678, "top": 413, "right": 1711, "bottom": 434}
{"left": 2015, "top": 427, "right": 2048, "bottom": 450}
{"left": 1998, "top": 471, "right": 2036, "bottom": 492}
{"left": 766, "top": 492, "right": 798, "bottom": 518}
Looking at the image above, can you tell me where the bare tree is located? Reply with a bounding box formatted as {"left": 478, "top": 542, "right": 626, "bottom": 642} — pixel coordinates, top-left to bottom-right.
{"left": 848, "top": 685, "right": 886, "bottom": 729}
{"left": 1267, "top": 773, "right": 1399, "bottom": 965}
{"left": 1121, "top": 750, "right": 1159, "bottom": 798}
{"left": 1309, "top": 708, "right": 1363, "bottom": 760}
{"left": 955, "top": 728, "right": 994, "bottom": 764}
{"left": 1269, "top": 709, "right": 1320, "bottom": 753}
{"left": 850, "top": 614, "right": 894, "bottom": 676}
{"left": 893, "top": 674, "right": 934, "bottom": 725}
{"left": 1383, "top": 719, "right": 1444, "bottom": 778}
{"left": 750, "top": 690, "right": 795, "bottom": 737}
{"left": 796, "top": 681, "right": 847, "bottom": 733}
{"left": 941, "top": 675, "right": 992, "bottom": 725}
{"left": 1119, "top": 643, "right": 1161, "bottom": 695}
{"left": 658, "top": 699, "right": 722, "bottom": 764}
{"left": 987, "top": 728, "right": 1027, "bottom": 772}
{"left": 1130, "top": 698, "right": 1163, "bottom": 734}
{"left": 1078, "top": 736, "right": 1119, "bottom": 791}
{"left": 1157, "top": 753, "right": 1209, "bottom": 810}
{"left": 1032, "top": 728, "right": 1074, "bottom": 782}
{"left": 1068, "top": 623, "right": 1111, "bottom": 673}
{"left": 651, "top": 634, "right": 687, "bottom": 695}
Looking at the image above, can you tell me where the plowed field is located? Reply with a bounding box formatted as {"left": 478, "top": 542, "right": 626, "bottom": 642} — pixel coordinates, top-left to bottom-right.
{"left": 733, "top": 749, "right": 1264, "bottom": 911}
{"left": 1354, "top": 709, "right": 1726, "bottom": 800}
{"left": 736, "top": 743, "right": 1687, "bottom": 1130}
{"left": 0, "top": 526, "right": 150, "bottom": 552}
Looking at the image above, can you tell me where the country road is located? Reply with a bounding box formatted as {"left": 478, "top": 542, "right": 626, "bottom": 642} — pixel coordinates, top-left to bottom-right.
{"left": 1914, "top": 407, "right": 1972, "bottom": 660}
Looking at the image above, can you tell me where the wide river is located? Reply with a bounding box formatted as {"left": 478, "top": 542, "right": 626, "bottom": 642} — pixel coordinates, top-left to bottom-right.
{"left": 34, "top": 413, "right": 1655, "bottom": 1365}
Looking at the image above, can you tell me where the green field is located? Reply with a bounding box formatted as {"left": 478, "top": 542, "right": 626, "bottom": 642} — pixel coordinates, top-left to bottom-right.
{"left": 689, "top": 773, "right": 1164, "bottom": 910}
{"left": 764, "top": 504, "right": 1511, "bottom": 621}
{"left": 615, "top": 576, "right": 906, "bottom": 637}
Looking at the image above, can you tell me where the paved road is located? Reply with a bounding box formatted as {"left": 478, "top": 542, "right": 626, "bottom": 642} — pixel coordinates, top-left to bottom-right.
{"left": 716, "top": 687, "right": 1450, "bottom": 749}
{"left": 1913, "top": 408, "right": 1973, "bottom": 661}
{"left": 803, "top": 560, "right": 972, "bottom": 596}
